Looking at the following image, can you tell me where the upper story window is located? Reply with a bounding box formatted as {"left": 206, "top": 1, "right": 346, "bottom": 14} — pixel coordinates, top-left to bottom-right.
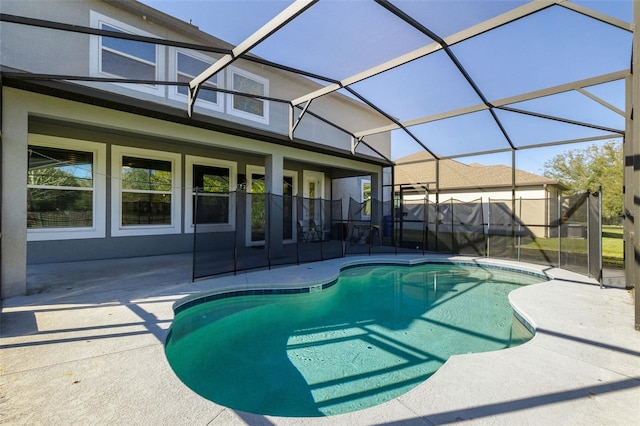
{"left": 27, "top": 135, "right": 106, "bottom": 241}
{"left": 169, "top": 49, "right": 222, "bottom": 111}
{"left": 90, "top": 11, "right": 165, "bottom": 96}
{"left": 101, "top": 23, "right": 156, "bottom": 80}
{"left": 89, "top": 13, "right": 271, "bottom": 123}
{"left": 227, "top": 66, "right": 269, "bottom": 124}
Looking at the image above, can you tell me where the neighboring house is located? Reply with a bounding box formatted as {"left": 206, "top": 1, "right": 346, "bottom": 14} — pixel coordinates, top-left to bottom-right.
{"left": 0, "top": 0, "right": 391, "bottom": 297}
{"left": 393, "top": 152, "right": 567, "bottom": 237}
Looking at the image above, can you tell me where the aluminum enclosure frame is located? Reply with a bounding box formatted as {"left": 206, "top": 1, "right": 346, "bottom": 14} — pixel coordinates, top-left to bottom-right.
{"left": 1, "top": 0, "right": 637, "bottom": 326}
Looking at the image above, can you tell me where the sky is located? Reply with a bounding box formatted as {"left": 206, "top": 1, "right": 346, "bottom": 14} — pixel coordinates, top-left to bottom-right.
{"left": 139, "top": 0, "right": 632, "bottom": 175}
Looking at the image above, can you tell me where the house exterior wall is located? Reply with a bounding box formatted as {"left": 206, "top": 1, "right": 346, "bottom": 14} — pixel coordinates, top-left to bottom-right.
{"left": 1, "top": 1, "right": 391, "bottom": 297}
{"left": 0, "top": 0, "right": 391, "bottom": 159}
{"left": 332, "top": 176, "right": 370, "bottom": 221}
{"left": 1, "top": 85, "right": 383, "bottom": 297}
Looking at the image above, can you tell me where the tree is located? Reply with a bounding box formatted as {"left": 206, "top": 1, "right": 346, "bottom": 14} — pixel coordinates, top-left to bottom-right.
{"left": 543, "top": 141, "right": 622, "bottom": 224}
{"left": 27, "top": 167, "right": 92, "bottom": 214}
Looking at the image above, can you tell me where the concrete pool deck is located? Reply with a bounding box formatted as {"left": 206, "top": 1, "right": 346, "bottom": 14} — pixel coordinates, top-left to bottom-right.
{"left": 1, "top": 254, "right": 639, "bottom": 425}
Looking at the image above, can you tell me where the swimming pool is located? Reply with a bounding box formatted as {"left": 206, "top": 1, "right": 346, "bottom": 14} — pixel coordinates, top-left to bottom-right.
{"left": 165, "top": 261, "right": 546, "bottom": 417}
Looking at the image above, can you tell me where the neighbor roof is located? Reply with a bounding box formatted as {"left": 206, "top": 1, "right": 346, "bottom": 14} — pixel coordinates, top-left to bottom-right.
{"left": 394, "top": 151, "right": 566, "bottom": 191}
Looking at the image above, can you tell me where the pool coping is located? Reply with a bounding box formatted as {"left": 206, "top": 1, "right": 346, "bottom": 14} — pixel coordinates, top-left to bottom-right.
{"left": 2, "top": 254, "right": 639, "bottom": 425}
{"left": 168, "top": 257, "right": 554, "bottom": 417}
{"left": 174, "top": 256, "right": 553, "bottom": 314}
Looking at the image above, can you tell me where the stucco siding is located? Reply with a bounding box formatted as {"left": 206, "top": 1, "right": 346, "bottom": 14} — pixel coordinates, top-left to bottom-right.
{"left": 1, "top": 0, "right": 391, "bottom": 155}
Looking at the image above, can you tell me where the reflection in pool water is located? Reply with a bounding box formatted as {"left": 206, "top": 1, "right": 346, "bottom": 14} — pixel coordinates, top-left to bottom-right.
{"left": 165, "top": 263, "right": 545, "bottom": 417}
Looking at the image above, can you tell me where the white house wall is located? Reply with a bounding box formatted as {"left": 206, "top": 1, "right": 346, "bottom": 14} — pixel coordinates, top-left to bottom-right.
{"left": 1, "top": 87, "right": 383, "bottom": 298}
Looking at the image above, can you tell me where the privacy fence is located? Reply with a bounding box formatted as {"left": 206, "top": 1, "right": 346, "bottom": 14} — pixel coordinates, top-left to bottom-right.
{"left": 192, "top": 191, "right": 602, "bottom": 282}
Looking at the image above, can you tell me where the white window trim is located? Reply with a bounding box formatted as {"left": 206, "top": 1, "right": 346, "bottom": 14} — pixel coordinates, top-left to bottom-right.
{"left": 246, "top": 165, "right": 298, "bottom": 195}
{"left": 89, "top": 11, "right": 165, "bottom": 96}
{"left": 111, "top": 146, "right": 181, "bottom": 237}
{"left": 301, "top": 170, "right": 325, "bottom": 229}
{"left": 184, "top": 155, "right": 237, "bottom": 233}
{"left": 27, "top": 135, "right": 106, "bottom": 241}
{"left": 361, "top": 179, "right": 372, "bottom": 220}
{"left": 169, "top": 48, "right": 224, "bottom": 112}
{"left": 226, "top": 66, "right": 270, "bottom": 124}
{"left": 302, "top": 170, "right": 325, "bottom": 200}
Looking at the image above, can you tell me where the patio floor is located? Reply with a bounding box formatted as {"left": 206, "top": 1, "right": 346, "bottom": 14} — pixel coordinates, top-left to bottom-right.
{"left": 1, "top": 254, "right": 639, "bottom": 425}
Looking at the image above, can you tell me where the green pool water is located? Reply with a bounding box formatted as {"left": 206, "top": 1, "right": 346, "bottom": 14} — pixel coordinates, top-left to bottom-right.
{"left": 164, "top": 263, "right": 545, "bottom": 417}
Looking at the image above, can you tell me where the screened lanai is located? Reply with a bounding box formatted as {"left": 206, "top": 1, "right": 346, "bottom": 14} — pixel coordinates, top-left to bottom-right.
{"left": 1, "top": 0, "right": 638, "bottom": 328}
{"left": 2, "top": 1, "right": 631, "bottom": 165}
{"left": 182, "top": 0, "right": 630, "bottom": 162}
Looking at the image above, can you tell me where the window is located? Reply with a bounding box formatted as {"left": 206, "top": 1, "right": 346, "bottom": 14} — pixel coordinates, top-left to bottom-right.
{"left": 362, "top": 179, "right": 371, "bottom": 219}
{"left": 227, "top": 67, "right": 269, "bottom": 124}
{"left": 27, "top": 136, "right": 106, "bottom": 241}
{"left": 121, "top": 157, "right": 172, "bottom": 226}
{"left": 185, "top": 156, "right": 237, "bottom": 232}
{"left": 111, "top": 146, "right": 181, "bottom": 236}
{"left": 170, "top": 49, "right": 223, "bottom": 111}
{"left": 100, "top": 23, "right": 155, "bottom": 80}
{"left": 90, "top": 11, "right": 164, "bottom": 96}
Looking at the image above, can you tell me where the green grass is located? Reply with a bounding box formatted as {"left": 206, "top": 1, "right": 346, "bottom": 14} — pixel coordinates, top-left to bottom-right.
{"left": 519, "top": 226, "right": 623, "bottom": 269}
{"left": 397, "top": 226, "right": 624, "bottom": 268}
{"left": 602, "top": 226, "right": 623, "bottom": 268}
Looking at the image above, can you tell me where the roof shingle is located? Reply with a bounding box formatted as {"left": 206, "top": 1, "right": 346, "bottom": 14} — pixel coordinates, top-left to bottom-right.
{"left": 394, "top": 153, "right": 565, "bottom": 190}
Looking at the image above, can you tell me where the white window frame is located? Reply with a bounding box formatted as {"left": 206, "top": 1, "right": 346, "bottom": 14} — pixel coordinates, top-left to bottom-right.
{"left": 302, "top": 170, "right": 325, "bottom": 200}
{"left": 169, "top": 48, "right": 224, "bottom": 112}
{"left": 245, "top": 165, "right": 297, "bottom": 246}
{"left": 111, "top": 146, "right": 181, "bottom": 237}
{"left": 361, "top": 179, "right": 372, "bottom": 220}
{"left": 90, "top": 11, "right": 165, "bottom": 96}
{"left": 226, "top": 66, "right": 269, "bottom": 124}
{"left": 27, "top": 135, "right": 106, "bottom": 241}
{"left": 184, "top": 156, "right": 237, "bottom": 233}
